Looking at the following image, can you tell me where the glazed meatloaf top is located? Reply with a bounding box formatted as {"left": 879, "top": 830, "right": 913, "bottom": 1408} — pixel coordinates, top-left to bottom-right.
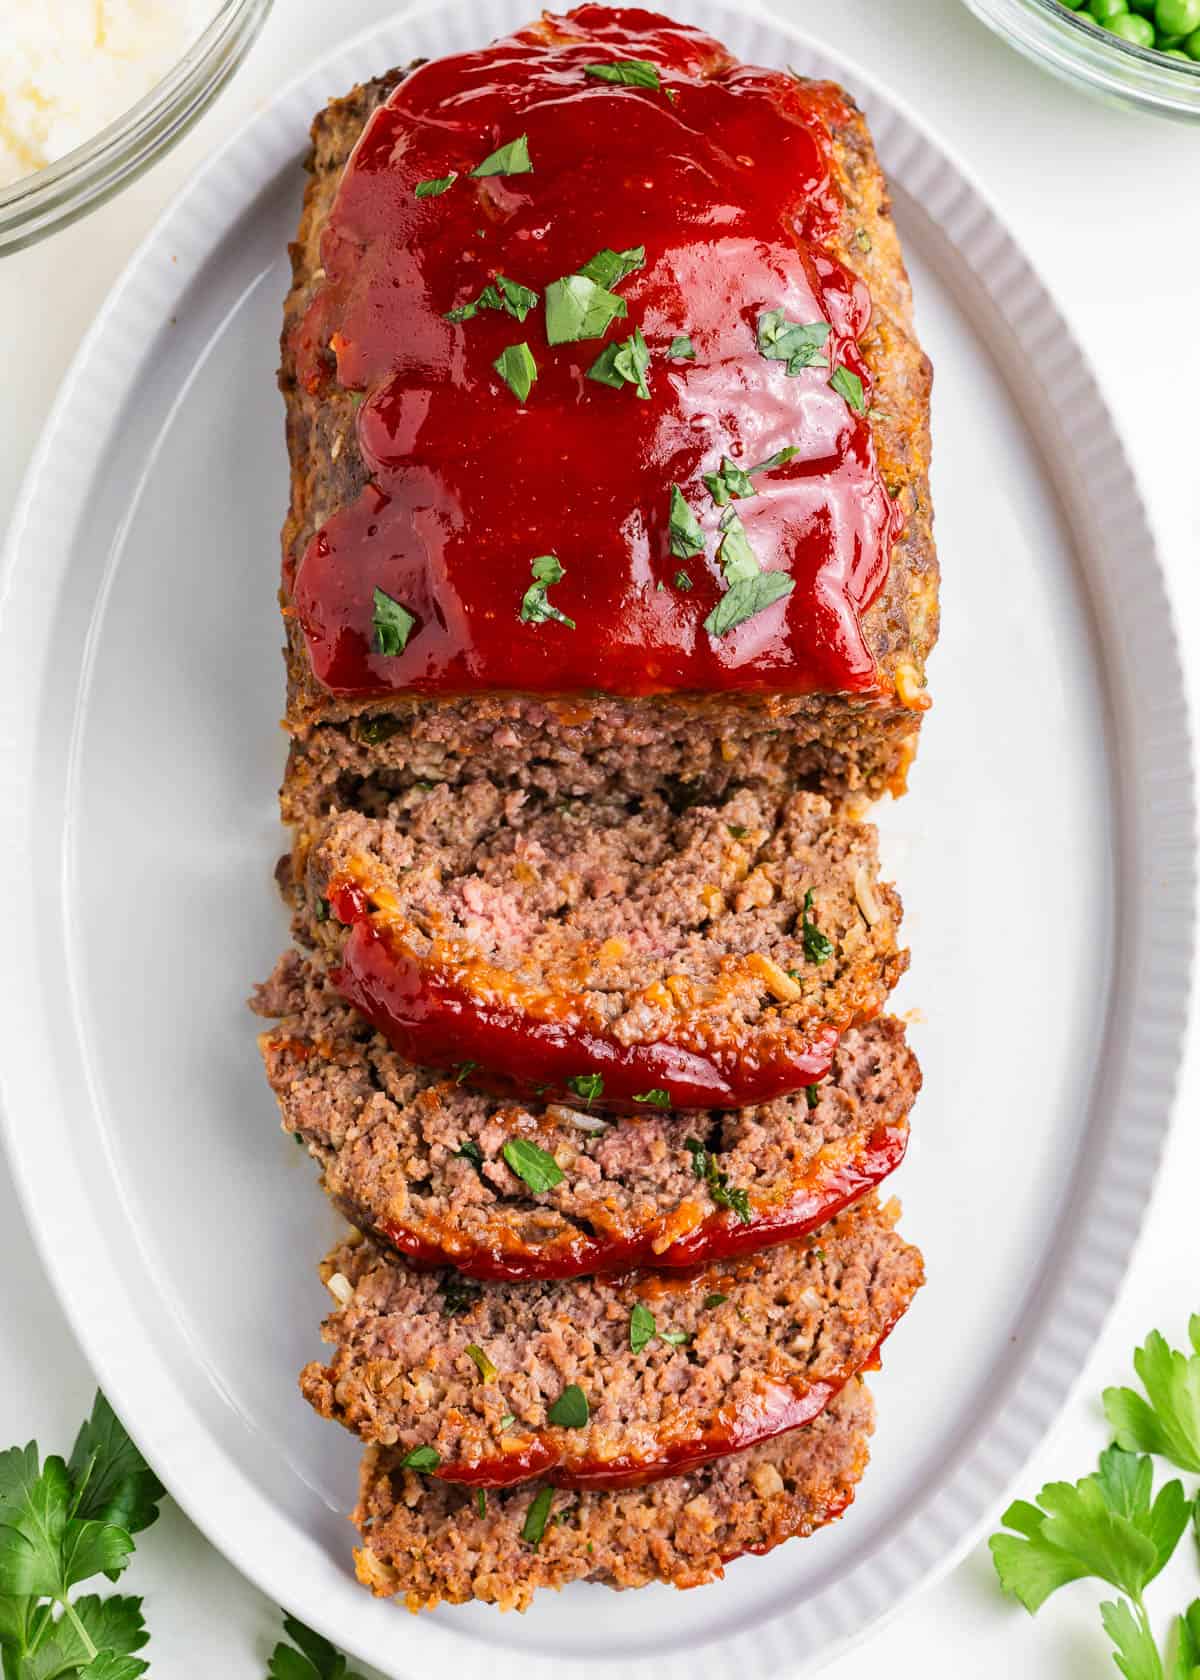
{"left": 300, "top": 1197, "right": 921, "bottom": 1488}
{"left": 355, "top": 1374, "right": 874, "bottom": 1612}
{"left": 256, "top": 949, "right": 918, "bottom": 1280}
{"left": 293, "top": 780, "right": 906, "bottom": 1112}
{"left": 278, "top": 5, "right": 936, "bottom": 735}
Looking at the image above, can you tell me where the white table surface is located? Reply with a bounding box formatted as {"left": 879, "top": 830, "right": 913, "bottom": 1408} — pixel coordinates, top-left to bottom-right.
{"left": 2, "top": 0, "right": 1199, "bottom": 1672}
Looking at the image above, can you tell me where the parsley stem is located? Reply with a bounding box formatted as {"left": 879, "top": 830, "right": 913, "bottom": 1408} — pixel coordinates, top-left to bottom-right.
{"left": 61, "top": 1596, "right": 99, "bottom": 1662}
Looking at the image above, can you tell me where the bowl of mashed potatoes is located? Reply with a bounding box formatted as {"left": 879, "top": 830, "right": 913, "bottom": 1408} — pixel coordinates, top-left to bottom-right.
{"left": 0, "top": 0, "right": 271, "bottom": 253}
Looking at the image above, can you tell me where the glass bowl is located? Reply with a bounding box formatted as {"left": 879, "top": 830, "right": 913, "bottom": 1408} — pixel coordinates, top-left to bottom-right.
{"left": 963, "top": 0, "right": 1200, "bottom": 118}
{"left": 0, "top": 0, "right": 273, "bottom": 255}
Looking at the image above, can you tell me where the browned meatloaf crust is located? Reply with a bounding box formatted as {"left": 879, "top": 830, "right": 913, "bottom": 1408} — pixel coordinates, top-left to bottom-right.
{"left": 277, "top": 71, "right": 936, "bottom": 824}
{"left": 300, "top": 1197, "right": 921, "bottom": 1488}
{"left": 355, "top": 1374, "right": 874, "bottom": 1611}
{"left": 255, "top": 949, "right": 919, "bottom": 1280}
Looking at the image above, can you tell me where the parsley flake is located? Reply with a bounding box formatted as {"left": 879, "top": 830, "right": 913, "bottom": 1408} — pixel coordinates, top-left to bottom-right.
{"left": 578, "top": 246, "right": 645, "bottom": 288}
{"left": 492, "top": 341, "right": 537, "bottom": 402}
{"left": 567, "top": 1072, "right": 604, "bottom": 1107}
{"left": 498, "top": 1413, "right": 516, "bottom": 1432}
{"left": 471, "top": 135, "right": 532, "bottom": 177}
{"left": 674, "top": 570, "right": 693, "bottom": 590}
{"left": 475, "top": 1489, "right": 488, "bottom": 1517}
{"left": 465, "top": 1344, "right": 498, "bottom": 1383}
{"left": 669, "top": 333, "right": 696, "bottom": 359}
{"left": 502, "top": 1136, "right": 564, "bottom": 1193}
{"left": 704, "top": 1292, "right": 728, "bottom": 1309}
{"left": 829, "top": 364, "right": 867, "bottom": 414}
{"left": 372, "top": 587, "right": 416, "bottom": 656}
{"left": 415, "top": 172, "right": 457, "bottom": 198}
{"left": 629, "top": 1303, "right": 657, "bottom": 1354}
{"left": 441, "top": 1274, "right": 483, "bottom": 1316}
{"left": 669, "top": 485, "right": 705, "bottom": 559}
{"left": 583, "top": 60, "right": 662, "bottom": 90}
{"left": 522, "top": 1486, "right": 555, "bottom": 1549}
{"left": 757, "top": 310, "right": 831, "bottom": 374}
{"left": 683, "top": 1137, "right": 752, "bottom": 1224}
{"left": 632, "top": 1088, "right": 671, "bottom": 1108}
{"left": 520, "top": 554, "right": 575, "bottom": 629}
{"left": 455, "top": 1139, "right": 484, "bottom": 1168}
{"left": 805, "top": 1083, "right": 821, "bottom": 1110}
{"left": 547, "top": 1385, "right": 590, "bottom": 1429}
{"left": 446, "top": 274, "right": 539, "bottom": 324}
{"left": 455, "top": 1061, "right": 479, "bottom": 1086}
{"left": 587, "top": 327, "right": 651, "bottom": 398}
{"left": 801, "top": 888, "right": 833, "bottom": 964}
{"left": 401, "top": 1445, "right": 441, "bottom": 1472}
{"left": 544, "top": 274, "right": 628, "bottom": 345}
{"left": 704, "top": 457, "right": 755, "bottom": 506}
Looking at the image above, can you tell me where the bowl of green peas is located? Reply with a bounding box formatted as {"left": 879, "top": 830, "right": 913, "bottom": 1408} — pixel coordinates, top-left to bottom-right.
{"left": 962, "top": 0, "right": 1200, "bottom": 117}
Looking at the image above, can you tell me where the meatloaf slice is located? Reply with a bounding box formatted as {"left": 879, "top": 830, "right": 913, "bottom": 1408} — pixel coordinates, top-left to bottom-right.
{"left": 354, "top": 1375, "right": 874, "bottom": 1612}
{"left": 255, "top": 949, "right": 918, "bottom": 1280}
{"left": 299, "top": 1197, "right": 921, "bottom": 1489}
{"left": 293, "top": 781, "right": 905, "bottom": 1112}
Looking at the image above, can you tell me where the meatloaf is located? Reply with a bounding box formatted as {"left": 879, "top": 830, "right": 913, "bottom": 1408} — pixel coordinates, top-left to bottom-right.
{"left": 288, "top": 781, "right": 905, "bottom": 1112}
{"left": 256, "top": 949, "right": 919, "bottom": 1280}
{"left": 277, "top": 7, "right": 937, "bottom": 828}
{"left": 300, "top": 1197, "right": 921, "bottom": 1488}
{"left": 354, "top": 1374, "right": 874, "bottom": 1612}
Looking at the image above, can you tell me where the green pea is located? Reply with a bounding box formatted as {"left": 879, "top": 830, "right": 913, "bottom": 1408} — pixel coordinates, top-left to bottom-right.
{"left": 1156, "top": 0, "right": 1200, "bottom": 34}
{"left": 1089, "top": 0, "right": 1129, "bottom": 17}
{"left": 1127, "top": 0, "right": 1157, "bottom": 9}
{"left": 1107, "top": 10, "right": 1156, "bottom": 36}
{"left": 1059, "top": 0, "right": 1087, "bottom": 8}
{"left": 1184, "top": 25, "right": 1200, "bottom": 51}
{"left": 1157, "top": 30, "right": 1186, "bottom": 42}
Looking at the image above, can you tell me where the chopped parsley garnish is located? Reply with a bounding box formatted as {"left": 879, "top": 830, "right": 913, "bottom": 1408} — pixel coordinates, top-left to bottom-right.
{"left": 498, "top": 1412, "right": 516, "bottom": 1431}
{"left": 632, "top": 1088, "right": 671, "bottom": 1108}
{"left": 669, "top": 333, "right": 696, "bottom": 359}
{"left": 465, "top": 1344, "right": 498, "bottom": 1382}
{"left": 455, "top": 1139, "right": 484, "bottom": 1167}
{"left": 674, "top": 569, "right": 693, "bottom": 590}
{"left": 270, "top": 1614, "right": 368, "bottom": 1680}
{"left": 715, "top": 507, "right": 759, "bottom": 584}
{"left": 668, "top": 484, "right": 705, "bottom": 559}
{"left": 829, "top": 364, "right": 867, "bottom": 414}
{"left": 445, "top": 273, "right": 539, "bottom": 324}
{"left": 442, "top": 1274, "right": 483, "bottom": 1316}
{"left": 704, "top": 457, "right": 755, "bottom": 506}
{"left": 547, "top": 1384, "right": 590, "bottom": 1429}
{"left": 703, "top": 508, "right": 794, "bottom": 639}
{"left": 567, "top": 1072, "right": 604, "bottom": 1106}
{"left": 492, "top": 340, "right": 537, "bottom": 401}
{"left": 401, "top": 1445, "right": 441, "bottom": 1472}
{"left": 471, "top": 134, "right": 532, "bottom": 177}
{"left": 475, "top": 1488, "right": 487, "bottom": 1517}
{"left": 801, "top": 887, "right": 833, "bottom": 964}
{"left": 659, "top": 1329, "right": 692, "bottom": 1346}
{"left": 578, "top": 245, "right": 646, "bottom": 288}
{"left": 455, "top": 1061, "right": 479, "bottom": 1085}
{"left": 358, "top": 714, "right": 403, "bottom": 744}
{"left": 855, "top": 227, "right": 873, "bottom": 253}
{"left": 583, "top": 59, "right": 662, "bottom": 90}
{"left": 372, "top": 586, "right": 416, "bottom": 656}
{"left": 314, "top": 895, "right": 330, "bottom": 922}
{"left": 704, "top": 1292, "right": 728, "bottom": 1309}
{"left": 587, "top": 326, "right": 651, "bottom": 398}
{"left": 415, "top": 172, "right": 457, "bottom": 197}
{"left": 727, "top": 824, "right": 748, "bottom": 839}
{"left": 544, "top": 274, "right": 628, "bottom": 345}
{"left": 749, "top": 445, "right": 800, "bottom": 473}
{"left": 629, "top": 1302, "right": 657, "bottom": 1353}
{"left": 757, "top": 310, "right": 831, "bottom": 374}
{"left": 502, "top": 1136, "right": 565, "bottom": 1192}
{"left": 520, "top": 554, "right": 575, "bottom": 629}
{"left": 522, "top": 1486, "right": 555, "bottom": 1548}
{"left": 805, "top": 1083, "right": 821, "bottom": 1109}
{"left": 684, "top": 1136, "right": 752, "bottom": 1224}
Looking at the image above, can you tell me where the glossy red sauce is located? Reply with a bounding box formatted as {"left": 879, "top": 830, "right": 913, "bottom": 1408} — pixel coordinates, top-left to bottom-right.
{"left": 327, "top": 879, "right": 839, "bottom": 1111}
{"left": 289, "top": 6, "right": 898, "bottom": 700}
{"left": 371, "top": 1121, "right": 908, "bottom": 1282}
{"left": 432, "top": 1323, "right": 900, "bottom": 1490}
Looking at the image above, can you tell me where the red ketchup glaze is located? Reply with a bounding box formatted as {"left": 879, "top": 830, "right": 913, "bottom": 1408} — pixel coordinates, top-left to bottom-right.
{"left": 374, "top": 1120, "right": 909, "bottom": 1282}
{"left": 289, "top": 6, "right": 900, "bottom": 701}
{"left": 431, "top": 1323, "right": 901, "bottom": 1491}
{"left": 328, "top": 881, "right": 839, "bottom": 1112}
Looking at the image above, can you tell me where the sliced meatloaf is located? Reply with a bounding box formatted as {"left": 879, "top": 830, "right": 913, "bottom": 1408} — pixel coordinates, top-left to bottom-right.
{"left": 290, "top": 781, "right": 905, "bottom": 1112}
{"left": 299, "top": 1197, "right": 921, "bottom": 1488}
{"left": 277, "top": 10, "right": 937, "bottom": 826}
{"left": 354, "top": 1374, "right": 874, "bottom": 1611}
{"left": 255, "top": 949, "right": 918, "bottom": 1280}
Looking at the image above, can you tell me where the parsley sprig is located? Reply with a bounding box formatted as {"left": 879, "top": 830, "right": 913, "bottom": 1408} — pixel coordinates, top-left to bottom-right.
{"left": 267, "top": 1612, "right": 367, "bottom": 1679}
{"left": 990, "top": 1315, "right": 1200, "bottom": 1679}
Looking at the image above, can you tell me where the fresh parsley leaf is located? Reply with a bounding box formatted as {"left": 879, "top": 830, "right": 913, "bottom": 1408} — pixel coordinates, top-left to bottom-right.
{"left": 544, "top": 274, "right": 628, "bottom": 345}
{"left": 400, "top": 1446, "right": 441, "bottom": 1474}
{"left": 715, "top": 507, "right": 759, "bottom": 585}
{"left": 1100, "top": 1598, "right": 1165, "bottom": 1680}
{"left": 502, "top": 1137, "right": 564, "bottom": 1193}
{"left": 465, "top": 1345, "right": 498, "bottom": 1383}
{"left": 371, "top": 587, "right": 416, "bottom": 657}
{"left": 674, "top": 570, "right": 693, "bottom": 590}
{"left": 521, "top": 1487, "right": 554, "bottom": 1549}
{"left": 1173, "top": 1599, "right": 1200, "bottom": 1678}
{"left": 79, "top": 1654, "right": 149, "bottom": 1680}
{"left": 629, "top": 1304, "right": 656, "bottom": 1354}
{"left": 547, "top": 1386, "right": 589, "bottom": 1429}
{"left": 519, "top": 554, "right": 575, "bottom": 629}
{"left": 577, "top": 246, "right": 645, "bottom": 289}
{"left": 703, "top": 457, "right": 755, "bottom": 506}
{"left": 805, "top": 1083, "right": 821, "bottom": 1109}
{"left": 704, "top": 1293, "right": 728, "bottom": 1310}
{"left": 587, "top": 327, "right": 651, "bottom": 399}
{"left": 268, "top": 1611, "right": 368, "bottom": 1680}
{"left": 749, "top": 446, "right": 800, "bottom": 473}
{"left": 497, "top": 1413, "right": 516, "bottom": 1433}
{"left": 0, "top": 1447, "right": 133, "bottom": 1602}
{"left": 1104, "top": 1323, "right": 1200, "bottom": 1473}
{"left": 445, "top": 274, "right": 539, "bottom": 324}
{"left": 357, "top": 714, "right": 402, "bottom": 745}
{"left": 668, "top": 486, "right": 705, "bottom": 560}
{"left": 18, "top": 1593, "right": 149, "bottom": 1680}
{"left": 801, "top": 888, "right": 833, "bottom": 964}
{"left": 474, "top": 1489, "right": 487, "bottom": 1519}
{"left": 441, "top": 1274, "right": 483, "bottom": 1317}
{"left": 583, "top": 59, "right": 662, "bottom": 89}
{"left": 668, "top": 334, "right": 695, "bottom": 359}
{"left": 455, "top": 1138, "right": 484, "bottom": 1166}
{"left": 471, "top": 135, "right": 532, "bottom": 177}
{"left": 757, "top": 310, "right": 830, "bottom": 374}
{"left": 659, "top": 1330, "right": 692, "bottom": 1347}
{"left": 829, "top": 364, "right": 867, "bottom": 414}
{"left": 492, "top": 341, "right": 537, "bottom": 402}
{"left": 704, "top": 573, "right": 794, "bottom": 638}
{"left": 566, "top": 1072, "right": 604, "bottom": 1107}
{"left": 415, "top": 173, "right": 457, "bottom": 198}
{"left": 454, "top": 1062, "right": 479, "bottom": 1087}
{"left": 632, "top": 1089, "right": 671, "bottom": 1108}
{"left": 67, "top": 1395, "right": 163, "bottom": 1539}
{"left": 682, "top": 1137, "right": 752, "bottom": 1224}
